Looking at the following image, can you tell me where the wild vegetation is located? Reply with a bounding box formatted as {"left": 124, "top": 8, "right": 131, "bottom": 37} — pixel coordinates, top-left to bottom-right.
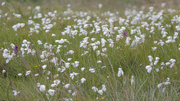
{"left": 0, "top": 0, "right": 180, "bottom": 101}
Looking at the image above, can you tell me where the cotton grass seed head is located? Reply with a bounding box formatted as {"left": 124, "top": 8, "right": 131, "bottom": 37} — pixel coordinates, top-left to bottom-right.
{"left": 39, "top": 85, "right": 46, "bottom": 92}
{"left": 48, "top": 89, "right": 55, "bottom": 96}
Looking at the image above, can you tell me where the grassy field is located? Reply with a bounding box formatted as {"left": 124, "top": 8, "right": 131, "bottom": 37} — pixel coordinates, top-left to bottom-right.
{"left": 0, "top": 0, "right": 180, "bottom": 101}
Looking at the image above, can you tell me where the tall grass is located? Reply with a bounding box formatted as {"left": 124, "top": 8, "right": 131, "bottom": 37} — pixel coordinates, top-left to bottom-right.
{"left": 0, "top": 0, "right": 180, "bottom": 101}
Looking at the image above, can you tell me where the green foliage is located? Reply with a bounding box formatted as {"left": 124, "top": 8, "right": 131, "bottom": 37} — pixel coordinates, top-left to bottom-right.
{"left": 0, "top": 1, "right": 180, "bottom": 101}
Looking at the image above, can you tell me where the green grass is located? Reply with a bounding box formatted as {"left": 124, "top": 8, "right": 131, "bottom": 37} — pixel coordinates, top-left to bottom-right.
{"left": 0, "top": 0, "right": 180, "bottom": 101}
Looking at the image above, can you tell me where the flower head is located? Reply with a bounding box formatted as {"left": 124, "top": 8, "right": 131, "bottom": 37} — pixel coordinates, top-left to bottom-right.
{"left": 123, "top": 31, "right": 127, "bottom": 37}
{"left": 39, "top": 85, "right": 46, "bottom": 92}
{"left": 12, "top": 90, "right": 20, "bottom": 96}
{"left": 14, "top": 45, "right": 18, "bottom": 54}
{"left": 117, "top": 68, "right": 124, "bottom": 77}
{"left": 9, "top": 81, "right": 13, "bottom": 86}
{"left": 48, "top": 89, "right": 55, "bottom": 96}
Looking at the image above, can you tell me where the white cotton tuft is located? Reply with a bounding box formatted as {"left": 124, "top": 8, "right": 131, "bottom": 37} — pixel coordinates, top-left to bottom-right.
{"left": 154, "top": 57, "right": 160, "bottom": 65}
{"left": 12, "top": 90, "right": 20, "bottom": 96}
{"left": 48, "top": 89, "right": 55, "bottom": 96}
{"left": 117, "top": 68, "right": 124, "bottom": 77}
{"left": 98, "top": 90, "right": 103, "bottom": 95}
{"left": 131, "top": 75, "right": 135, "bottom": 85}
{"left": 81, "top": 78, "right": 86, "bottom": 84}
{"left": 39, "top": 85, "right": 46, "bottom": 92}
{"left": 92, "top": 86, "right": 98, "bottom": 92}
{"left": 42, "top": 65, "right": 47, "bottom": 69}
{"left": 145, "top": 65, "right": 152, "bottom": 73}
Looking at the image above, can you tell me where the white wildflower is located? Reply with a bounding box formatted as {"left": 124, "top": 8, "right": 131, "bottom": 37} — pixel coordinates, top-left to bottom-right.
{"left": 42, "top": 65, "right": 47, "bottom": 69}
{"left": 2, "top": 70, "right": 6, "bottom": 74}
{"left": 48, "top": 89, "right": 55, "bottom": 96}
{"left": 37, "top": 40, "right": 43, "bottom": 45}
{"left": 161, "top": 3, "right": 166, "bottom": 7}
{"left": 145, "top": 65, "right": 152, "bottom": 73}
{"left": 117, "top": 68, "right": 124, "bottom": 77}
{"left": 34, "top": 73, "right": 39, "bottom": 77}
{"left": 157, "top": 83, "right": 163, "bottom": 88}
{"left": 64, "top": 84, "right": 70, "bottom": 89}
{"left": 54, "top": 80, "right": 60, "bottom": 85}
{"left": 97, "top": 60, "right": 102, "bottom": 63}
{"left": 92, "top": 86, "right": 98, "bottom": 92}
{"left": 148, "top": 55, "right": 153, "bottom": 66}
{"left": 37, "top": 83, "right": 40, "bottom": 87}
{"left": 70, "top": 72, "right": 79, "bottom": 79}
{"left": 102, "top": 84, "right": 106, "bottom": 92}
{"left": 131, "top": 75, "right": 135, "bottom": 85}
{"left": 12, "top": 90, "right": 20, "bottom": 96}
{"left": 98, "top": 3, "right": 102, "bottom": 8}
{"left": 51, "top": 84, "right": 57, "bottom": 88}
{"left": 98, "top": 90, "right": 103, "bottom": 95}
{"left": 89, "top": 68, "right": 95, "bottom": 73}
{"left": 25, "top": 70, "right": 31, "bottom": 76}
{"left": 52, "top": 34, "right": 56, "bottom": 37}
{"left": 72, "top": 92, "right": 76, "bottom": 96}
{"left": 18, "top": 73, "right": 22, "bottom": 76}
{"left": 1, "top": 2, "right": 5, "bottom": 6}
{"left": 81, "top": 78, "right": 86, "bottom": 84}
{"left": 81, "top": 67, "right": 85, "bottom": 71}
{"left": 156, "top": 69, "right": 159, "bottom": 72}
{"left": 67, "top": 58, "right": 72, "bottom": 61}
{"left": 39, "top": 85, "right": 46, "bottom": 92}
{"left": 154, "top": 57, "right": 160, "bottom": 65}
{"left": 152, "top": 47, "right": 157, "bottom": 51}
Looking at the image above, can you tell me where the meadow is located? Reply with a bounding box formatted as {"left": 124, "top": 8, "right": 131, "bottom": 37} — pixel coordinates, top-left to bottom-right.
{"left": 0, "top": 0, "right": 180, "bottom": 101}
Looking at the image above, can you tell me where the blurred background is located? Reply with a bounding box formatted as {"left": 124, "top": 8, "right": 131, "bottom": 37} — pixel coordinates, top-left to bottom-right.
{"left": 3, "top": 0, "right": 180, "bottom": 11}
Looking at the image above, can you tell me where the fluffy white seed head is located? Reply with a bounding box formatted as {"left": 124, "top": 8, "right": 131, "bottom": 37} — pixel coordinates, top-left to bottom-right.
{"left": 39, "top": 85, "right": 46, "bottom": 92}
{"left": 117, "top": 68, "right": 124, "bottom": 77}
{"left": 48, "top": 89, "right": 55, "bottom": 96}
